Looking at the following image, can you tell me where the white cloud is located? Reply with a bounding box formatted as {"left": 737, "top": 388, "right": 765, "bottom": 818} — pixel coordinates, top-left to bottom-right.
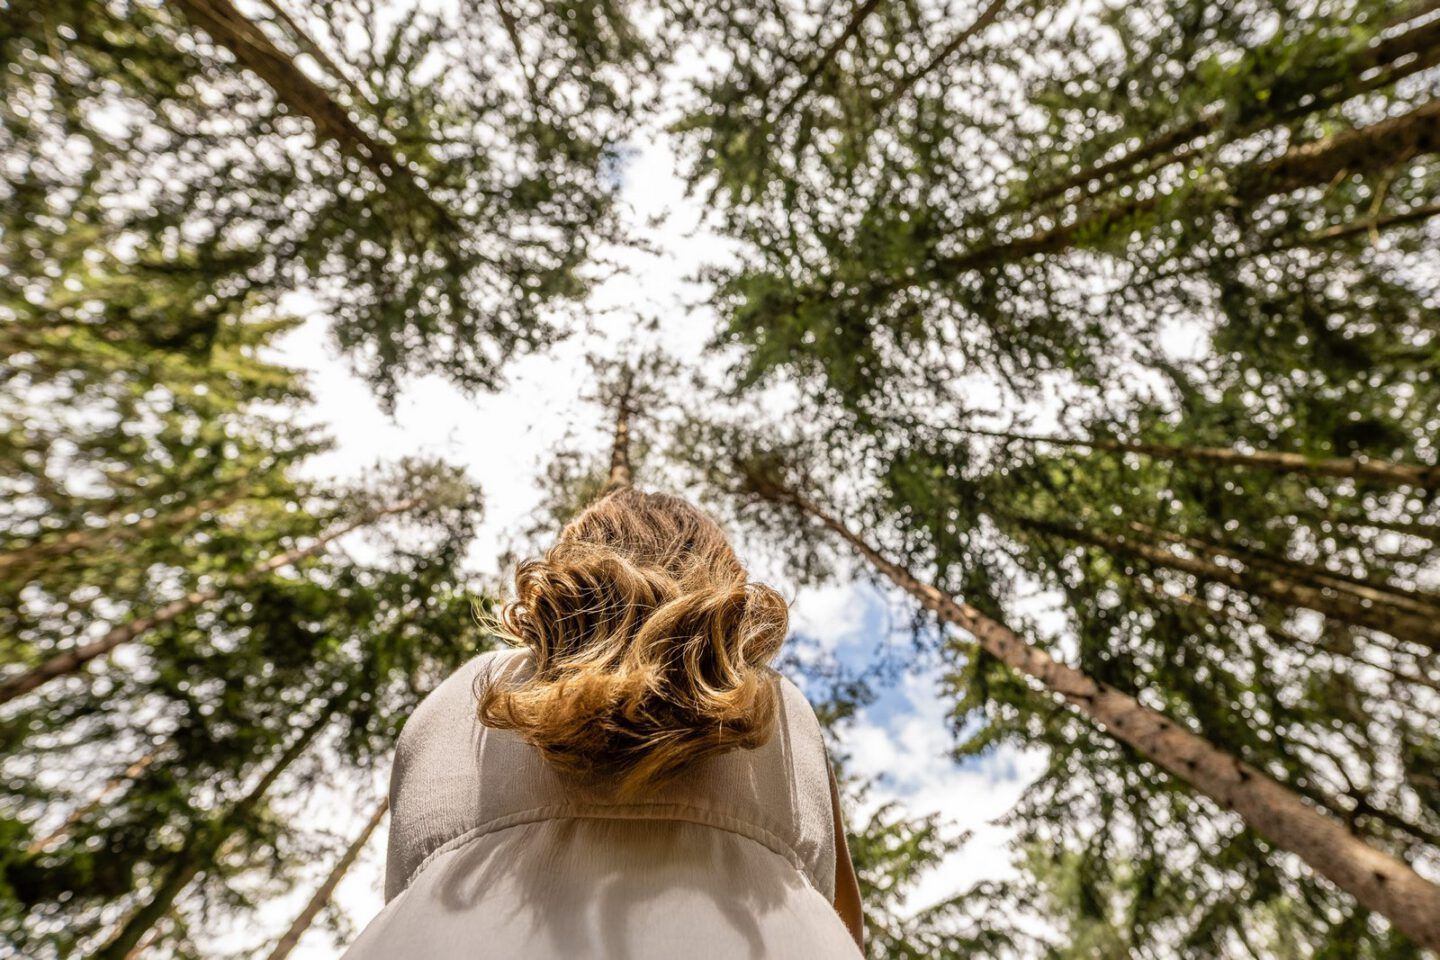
{"left": 846, "top": 668, "right": 1046, "bottom": 912}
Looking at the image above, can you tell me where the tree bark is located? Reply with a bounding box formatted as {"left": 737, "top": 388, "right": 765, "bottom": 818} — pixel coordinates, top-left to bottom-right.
{"left": 491, "top": 0, "right": 542, "bottom": 110}
{"left": 955, "top": 425, "right": 1440, "bottom": 489}
{"left": 933, "top": 98, "right": 1440, "bottom": 279}
{"left": 1294, "top": 511, "right": 1440, "bottom": 545}
{"left": 252, "top": 0, "right": 375, "bottom": 109}
{"left": 264, "top": 798, "right": 389, "bottom": 960}
{"left": 759, "top": 479, "right": 1440, "bottom": 950}
{"left": 0, "top": 491, "right": 246, "bottom": 579}
{"left": 1021, "top": 517, "right": 1440, "bottom": 652}
{"left": 0, "top": 501, "right": 418, "bottom": 705}
{"left": 871, "top": 0, "right": 1007, "bottom": 116}
{"left": 1124, "top": 521, "right": 1440, "bottom": 616}
{"left": 1149, "top": 584, "right": 1440, "bottom": 697}
{"left": 166, "top": 0, "right": 457, "bottom": 231}
{"left": 26, "top": 751, "right": 161, "bottom": 854}
{"left": 96, "top": 704, "right": 336, "bottom": 960}
{"left": 606, "top": 368, "right": 635, "bottom": 491}
{"left": 1279, "top": 199, "right": 1440, "bottom": 251}
{"left": 771, "top": 0, "right": 885, "bottom": 125}
{"left": 1018, "top": 16, "right": 1440, "bottom": 209}
{"left": 1388, "top": 0, "right": 1440, "bottom": 28}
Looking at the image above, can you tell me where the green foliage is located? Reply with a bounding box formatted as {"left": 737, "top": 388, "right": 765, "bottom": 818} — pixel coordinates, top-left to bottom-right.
{"left": 5, "top": 0, "right": 1440, "bottom": 955}
{"left": 1, "top": 0, "right": 642, "bottom": 405}
{"left": 672, "top": 0, "right": 1440, "bottom": 953}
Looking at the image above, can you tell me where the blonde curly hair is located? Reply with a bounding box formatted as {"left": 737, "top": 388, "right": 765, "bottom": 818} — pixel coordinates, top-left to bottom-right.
{"left": 478, "top": 487, "right": 788, "bottom": 795}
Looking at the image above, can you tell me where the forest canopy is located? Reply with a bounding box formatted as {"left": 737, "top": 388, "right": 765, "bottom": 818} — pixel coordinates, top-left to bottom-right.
{"left": 1, "top": 0, "right": 1437, "bottom": 957}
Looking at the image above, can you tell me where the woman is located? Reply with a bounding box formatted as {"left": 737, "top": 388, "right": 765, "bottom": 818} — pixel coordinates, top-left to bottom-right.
{"left": 344, "top": 487, "right": 865, "bottom": 958}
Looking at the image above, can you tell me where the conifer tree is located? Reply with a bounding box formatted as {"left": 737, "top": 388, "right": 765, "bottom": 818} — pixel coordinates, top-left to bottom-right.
{"left": 670, "top": 411, "right": 1440, "bottom": 953}
{"left": 1, "top": 0, "right": 646, "bottom": 403}
{"left": 669, "top": 4, "right": 1440, "bottom": 948}
{"left": 2, "top": 456, "right": 492, "bottom": 957}
{"left": 263, "top": 798, "right": 389, "bottom": 960}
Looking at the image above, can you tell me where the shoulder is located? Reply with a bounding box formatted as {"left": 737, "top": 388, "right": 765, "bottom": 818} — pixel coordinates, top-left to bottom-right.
{"left": 771, "top": 670, "right": 832, "bottom": 757}
{"left": 395, "top": 647, "right": 528, "bottom": 758}
{"left": 774, "top": 670, "right": 810, "bottom": 703}
{"left": 774, "top": 670, "right": 822, "bottom": 724}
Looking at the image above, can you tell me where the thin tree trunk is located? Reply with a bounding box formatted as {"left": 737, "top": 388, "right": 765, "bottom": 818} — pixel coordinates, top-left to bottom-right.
{"left": 872, "top": 0, "right": 1007, "bottom": 116}
{"left": 1018, "top": 16, "right": 1440, "bottom": 209}
{"left": 1150, "top": 584, "right": 1440, "bottom": 697}
{"left": 770, "top": 0, "right": 885, "bottom": 125}
{"left": 1076, "top": 192, "right": 1440, "bottom": 303}
{"left": 122, "top": 916, "right": 169, "bottom": 960}
{"left": 757, "top": 479, "right": 1440, "bottom": 950}
{"left": 491, "top": 0, "right": 542, "bottom": 110}
{"left": 26, "top": 751, "right": 161, "bottom": 854}
{"left": 1293, "top": 511, "right": 1440, "bottom": 545}
{"left": 96, "top": 703, "right": 336, "bottom": 960}
{"left": 933, "top": 98, "right": 1440, "bottom": 279}
{"left": 606, "top": 368, "right": 635, "bottom": 491}
{"left": 1388, "top": 0, "right": 1440, "bottom": 27}
{"left": 955, "top": 425, "right": 1440, "bottom": 488}
{"left": 1124, "top": 521, "right": 1440, "bottom": 616}
{"left": 1236, "top": 96, "right": 1440, "bottom": 197}
{"left": 1279, "top": 199, "right": 1440, "bottom": 251}
{"left": 0, "top": 491, "right": 246, "bottom": 579}
{"left": 0, "top": 501, "right": 417, "bottom": 705}
{"left": 166, "top": 0, "right": 457, "bottom": 231}
{"left": 1021, "top": 517, "right": 1439, "bottom": 652}
{"left": 264, "top": 798, "right": 389, "bottom": 960}
{"left": 252, "top": 0, "right": 374, "bottom": 108}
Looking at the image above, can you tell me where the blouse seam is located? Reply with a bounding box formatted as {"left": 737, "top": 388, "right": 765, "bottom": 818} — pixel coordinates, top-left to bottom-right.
{"left": 397, "top": 802, "right": 828, "bottom": 900}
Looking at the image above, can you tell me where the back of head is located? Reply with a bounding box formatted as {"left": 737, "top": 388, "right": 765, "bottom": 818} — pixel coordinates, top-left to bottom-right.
{"left": 478, "top": 487, "right": 788, "bottom": 796}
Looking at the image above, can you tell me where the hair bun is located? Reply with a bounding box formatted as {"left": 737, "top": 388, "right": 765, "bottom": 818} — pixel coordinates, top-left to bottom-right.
{"left": 477, "top": 490, "right": 788, "bottom": 796}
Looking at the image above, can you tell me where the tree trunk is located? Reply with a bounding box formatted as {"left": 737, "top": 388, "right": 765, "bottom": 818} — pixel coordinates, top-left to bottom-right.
{"left": 264, "top": 799, "right": 389, "bottom": 960}
{"left": 771, "top": 0, "right": 885, "bottom": 125}
{"left": 0, "top": 501, "right": 417, "bottom": 705}
{"left": 606, "top": 368, "right": 635, "bottom": 491}
{"left": 761, "top": 480, "right": 1440, "bottom": 950}
{"left": 1018, "top": 16, "right": 1440, "bottom": 209}
{"left": 491, "top": 0, "right": 542, "bottom": 109}
{"left": 96, "top": 704, "right": 336, "bottom": 960}
{"left": 122, "top": 920, "right": 168, "bottom": 960}
{"left": 0, "top": 491, "right": 246, "bottom": 580}
{"left": 252, "top": 0, "right": 375, "bottom": 109}
{"left": 872, "top": 0, "right": 1007, "bottom": 116}
{"left": 1149, "top": 584, "right": 1440, "bottom": 697}
{"left": 956, "top": 425, "right": 1440, "bottom": 489}
{"left": 1275, "top": 199, "right": 1440, "bottom": 252}
{"left": 1021, "top": 517, "right": 1440, "bottom": 652}
{"left": 1124, "top": 521, "right": 1440, "bottom": 616}
{"left": 26, "top": 751, "right": 161, "bottom": 854}
{"left": 1293, "top": 511, "right": 1440, "bottom": 545}
{"left": 935, "top": 98, "right": 1440, "bottom": 279}
{"left": 165, "top": 0, "right": 457, "bottom": 231}
{"left": 1389, "top": 0, "right": 1440, "bottom": 27}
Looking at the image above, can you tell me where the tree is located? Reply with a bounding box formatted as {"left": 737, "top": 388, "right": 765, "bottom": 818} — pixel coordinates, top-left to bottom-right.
{"left": 669, "top": 3, "right": 1440, "bottom": 948}
{"left": 2, "top": 454, "right": 491, "bottom": 957}
{"left": 94, "top": 693, "right": 343, "bottom": 960}
{"left": 1, "top": 0, "right": 647, "bottom": 404}
{"left": 510, "top": 350, "right": 683, "bottom": 553}
{"left": 776, "top": 632, "right": 1032, "bottom": 959}
{"left": 0, "top": 164, "right": 495, "bottom": 952}
{"left": 676, "top": 0, "right": 1438, "bottom": 404}
{"left": 727, "top": 450, "right": 1440, "bottom": 951}
{"left": 0, "top": 497, "right": 421, "bottom": 706}
{"left": 946, "top": 427, "right": 1440, "bottom": 490}
{"left": 263, "top": 798, "right": 389, "bottom": 960}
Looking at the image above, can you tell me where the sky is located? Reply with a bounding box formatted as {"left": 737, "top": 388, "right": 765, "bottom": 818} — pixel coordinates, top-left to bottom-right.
{"left": 223, "top": 122, "right": 1047, "bottom": 957}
